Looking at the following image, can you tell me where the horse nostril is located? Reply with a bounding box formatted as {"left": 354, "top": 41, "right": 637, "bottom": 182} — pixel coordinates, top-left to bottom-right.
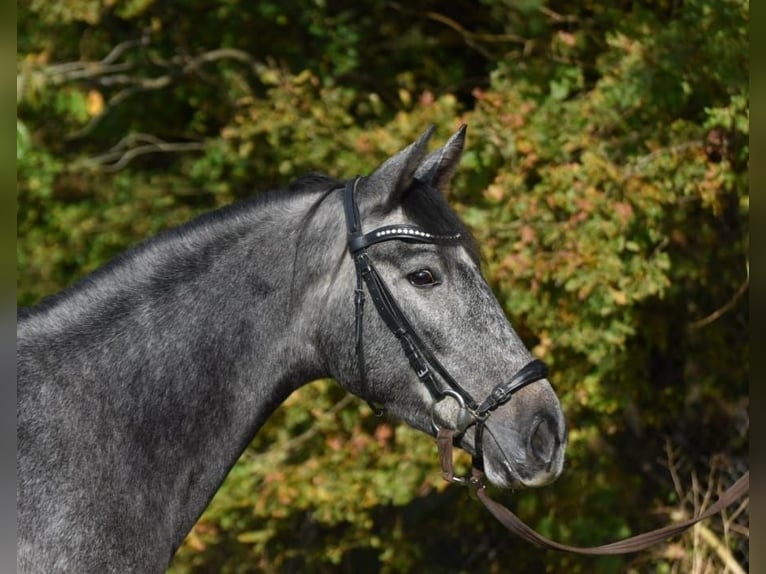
{"left": 528, "top": 417, "right": 557, "bottom": 466}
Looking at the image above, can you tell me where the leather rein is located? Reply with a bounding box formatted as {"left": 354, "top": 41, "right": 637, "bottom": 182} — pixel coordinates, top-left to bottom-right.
{"left": 343, "top": 176, "right": 749, "bottom": 555}
{"left": 438, "top": 429, "right": 749, "bottom": 555}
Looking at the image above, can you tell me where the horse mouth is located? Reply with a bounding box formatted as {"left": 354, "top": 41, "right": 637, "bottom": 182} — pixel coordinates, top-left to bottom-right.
{"left": 462, "top": 419, "right": 566, "bottom": 490}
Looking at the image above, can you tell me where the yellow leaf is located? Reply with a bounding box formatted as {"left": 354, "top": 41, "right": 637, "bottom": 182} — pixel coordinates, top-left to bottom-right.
{"left": 398, "top": 88, "right": 412, "bottom": 107}
{"left": 610, "top": 288, "right": 628, "bottom": 305}
{"left": 86, "top": 90, "right": 104, "bottom": 116}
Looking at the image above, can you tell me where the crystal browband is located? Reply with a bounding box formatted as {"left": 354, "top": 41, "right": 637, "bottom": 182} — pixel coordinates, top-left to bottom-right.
{"left": 348, "top": 224, "right": 461, "bottom": 254}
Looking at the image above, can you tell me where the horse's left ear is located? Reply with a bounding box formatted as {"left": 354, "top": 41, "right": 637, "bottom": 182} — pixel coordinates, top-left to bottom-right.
{"left": 414, "top": 124, "right": 467, "bottom": 194}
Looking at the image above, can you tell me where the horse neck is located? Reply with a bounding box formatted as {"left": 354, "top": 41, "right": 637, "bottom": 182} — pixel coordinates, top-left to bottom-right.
{"left": 18, "top": 191, "right": 336, "bottom": 550}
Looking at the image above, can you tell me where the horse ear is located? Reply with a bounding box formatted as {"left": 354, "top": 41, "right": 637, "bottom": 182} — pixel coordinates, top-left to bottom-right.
{"left": 362, "top": 126, "right": 435, "bottom": 209}
{"left": 414, "top": 124, "right": 466, "bottom": 194}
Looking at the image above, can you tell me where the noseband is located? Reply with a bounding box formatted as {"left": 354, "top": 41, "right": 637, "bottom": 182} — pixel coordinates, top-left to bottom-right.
{"left": 343, "top": 176, "right": 548, "bottom": 474}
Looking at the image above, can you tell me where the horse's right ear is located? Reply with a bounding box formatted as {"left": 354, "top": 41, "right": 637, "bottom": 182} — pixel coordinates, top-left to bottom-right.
{"left": 414, "top": 124, "right": 466, "bottom": 194}
{"left": 360, "top": 126, "right": 435, "bottom": 211}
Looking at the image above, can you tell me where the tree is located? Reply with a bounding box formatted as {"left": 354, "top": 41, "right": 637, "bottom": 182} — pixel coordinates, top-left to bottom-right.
{"left": 18, "top": 1, "right": 748, "bottom": 571}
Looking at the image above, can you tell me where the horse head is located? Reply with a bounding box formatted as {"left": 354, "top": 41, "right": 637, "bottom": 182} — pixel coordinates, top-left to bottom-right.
{"left": 327, "top": 127, "right": 567, "bottom": 489}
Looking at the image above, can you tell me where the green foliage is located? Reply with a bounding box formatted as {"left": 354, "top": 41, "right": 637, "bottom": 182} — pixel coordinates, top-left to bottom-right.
{"left": 18, "top": 0, "right": 748, "bottom": 572}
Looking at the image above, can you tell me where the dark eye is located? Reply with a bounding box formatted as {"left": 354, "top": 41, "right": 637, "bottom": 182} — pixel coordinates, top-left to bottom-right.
{"left": 407, "top": 269, "right": 440, "bottom": 287}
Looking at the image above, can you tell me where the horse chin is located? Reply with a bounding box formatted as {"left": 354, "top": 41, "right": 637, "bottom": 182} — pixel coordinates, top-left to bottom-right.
{"left": 483, "top": 458, "right": 561, "bottom": 490}
{"left": 483, "top": 461, "right": 524, "bottom": 489}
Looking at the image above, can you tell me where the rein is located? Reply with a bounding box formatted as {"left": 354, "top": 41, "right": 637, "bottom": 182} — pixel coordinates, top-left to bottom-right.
{"left": 343, "top": 176, "right": 749, "bottom": 555}
{"left": 438, "top": 429, "right": 749, "bottom": 555}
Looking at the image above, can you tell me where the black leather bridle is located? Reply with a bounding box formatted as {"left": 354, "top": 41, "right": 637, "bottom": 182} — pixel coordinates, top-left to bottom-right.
{"left": 343, "top": 176, "right": 549, "bottom": 474}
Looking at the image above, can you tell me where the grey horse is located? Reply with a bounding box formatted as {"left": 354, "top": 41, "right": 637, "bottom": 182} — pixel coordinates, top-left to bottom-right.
{"left": 17, "top": 126, "right": 567, "bottom": 572}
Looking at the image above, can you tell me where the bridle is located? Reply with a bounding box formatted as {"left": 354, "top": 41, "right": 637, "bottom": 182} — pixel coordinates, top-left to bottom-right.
{"left": 343, "top": 176, "right": 549, "bottom": 474}
{"left": 342, "top": 175, "right": 749, "bottom": 555}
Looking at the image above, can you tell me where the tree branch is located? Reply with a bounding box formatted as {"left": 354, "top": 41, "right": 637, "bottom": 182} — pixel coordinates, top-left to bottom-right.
{"left": 696, "top": 523, "right": 746, "bottom": 574}
{"left": 386, "top": 2, "right": 530, "bottom": 60}
{"left": 662, "top": 443, "right": 748, "bottom": 573}
{"left": 689, "top": 262, "right": 749, "bottom": 330}
{"left": 20, "top": 35, "right": 265, "bottom": 141}
{"left": 84, "top": 134, "right": 206, "bottom": 171}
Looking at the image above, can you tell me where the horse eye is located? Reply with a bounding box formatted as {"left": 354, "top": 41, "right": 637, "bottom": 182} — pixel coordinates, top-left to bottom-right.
{"left": 407, "top": 269, "right": 439, "bottom": 287}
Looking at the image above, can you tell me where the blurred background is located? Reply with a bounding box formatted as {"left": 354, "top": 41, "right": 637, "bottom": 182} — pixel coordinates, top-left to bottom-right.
{"left": 17, "top": 1, "right": 748, "bottom": 572}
